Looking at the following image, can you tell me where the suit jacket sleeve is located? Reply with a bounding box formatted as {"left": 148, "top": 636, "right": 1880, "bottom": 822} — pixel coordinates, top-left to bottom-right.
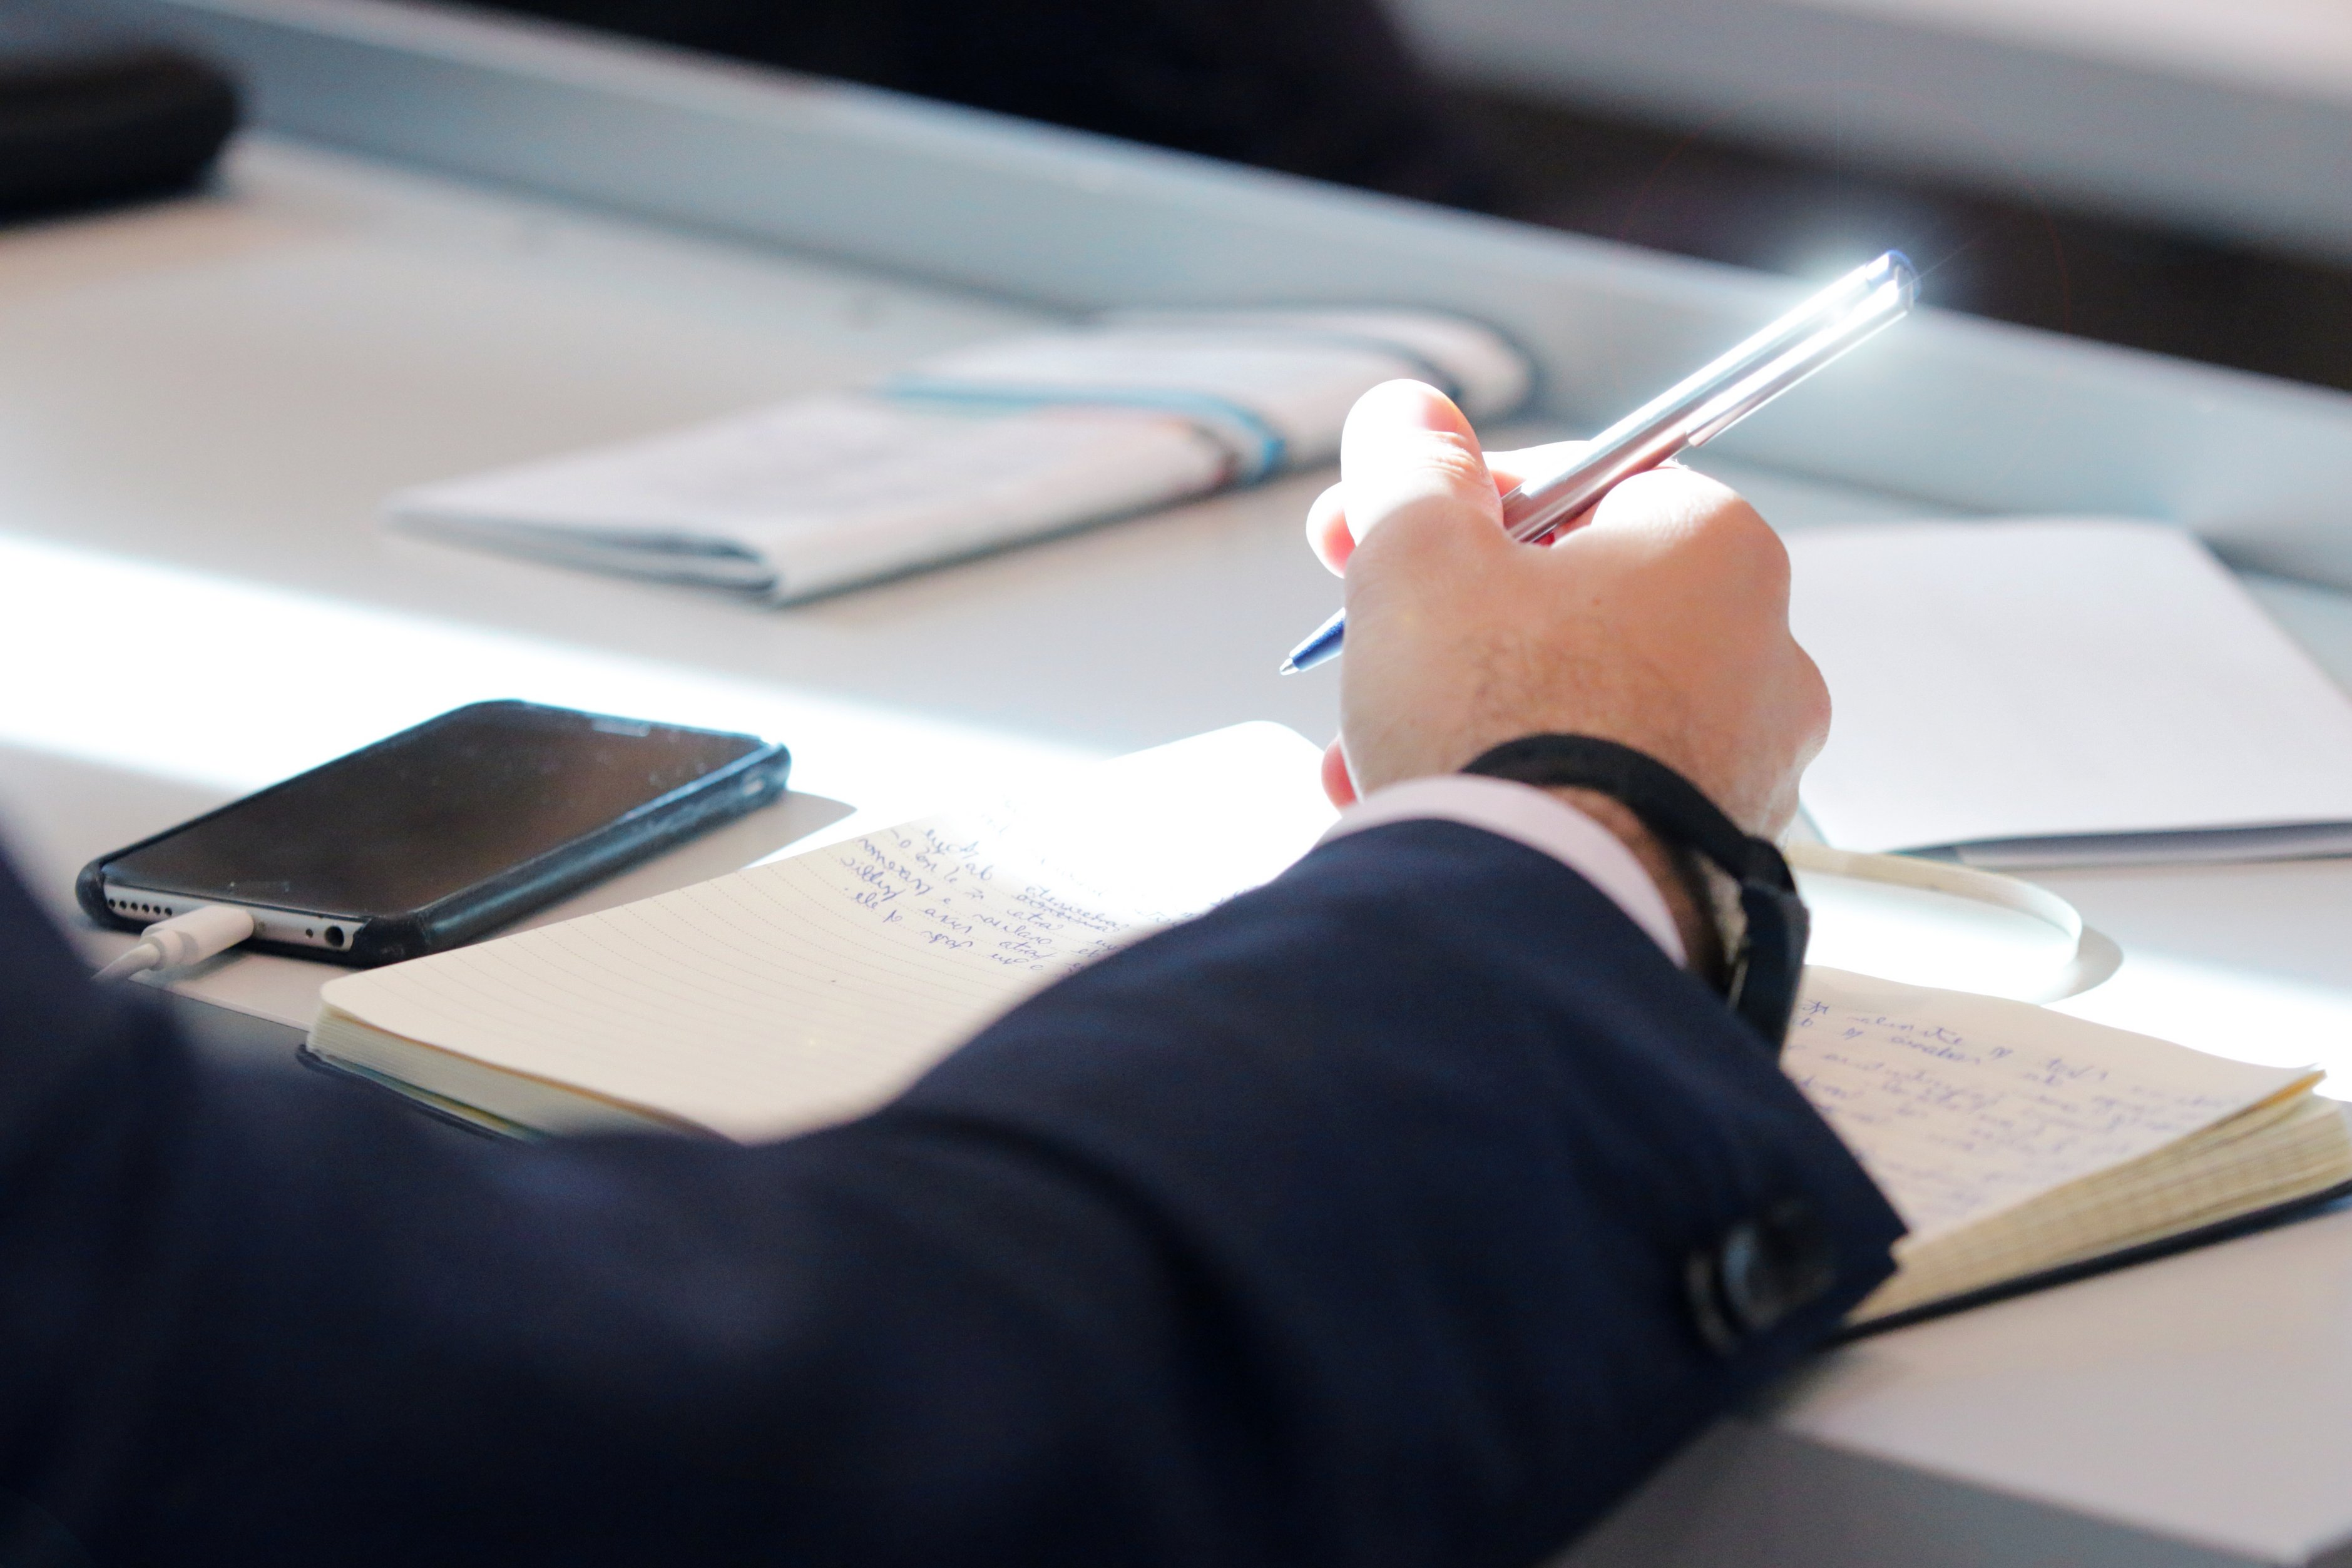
{"left": 0, "top": 820, "right": 1901, "bottom": 1566}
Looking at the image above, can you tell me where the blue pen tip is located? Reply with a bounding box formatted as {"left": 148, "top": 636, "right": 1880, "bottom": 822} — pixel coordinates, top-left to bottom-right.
{"left": 1278, "top": 658, "right": 1299, "bottom": 675}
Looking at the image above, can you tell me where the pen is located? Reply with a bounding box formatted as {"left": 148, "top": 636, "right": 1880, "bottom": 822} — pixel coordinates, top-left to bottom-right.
{"left": 1279, "top": 250, "right": 1919, "bottom": 673}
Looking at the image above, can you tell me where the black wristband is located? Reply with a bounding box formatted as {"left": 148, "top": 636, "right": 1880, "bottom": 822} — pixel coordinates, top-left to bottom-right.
{"left": 1461, "top": 735, "right": 1809, "bottom": 1050}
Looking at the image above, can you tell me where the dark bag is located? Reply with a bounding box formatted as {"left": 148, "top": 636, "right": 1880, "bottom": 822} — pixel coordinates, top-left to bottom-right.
{"left": 0, "top": 1, "right": 238, "bottom": 219}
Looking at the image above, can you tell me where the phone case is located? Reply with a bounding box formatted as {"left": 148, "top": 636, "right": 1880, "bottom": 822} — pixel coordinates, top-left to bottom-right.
{"left": 76, "top": 701, "right": 792, "bottom": 967}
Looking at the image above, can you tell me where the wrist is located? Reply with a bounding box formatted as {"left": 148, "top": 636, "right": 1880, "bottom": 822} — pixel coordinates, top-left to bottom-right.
{"left": 1548, "top": 787, "right": 1727, "bottom": 984}
{"left": 1460, "top": 733, "right": 1811, "bottom": 1051}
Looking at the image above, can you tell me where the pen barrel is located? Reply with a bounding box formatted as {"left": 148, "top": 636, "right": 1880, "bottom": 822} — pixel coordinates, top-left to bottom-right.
{"left": 1500, "top": 424, "right": 1689, "bottom": 543}
{"left": 1499, "top": 253, "right": 1916, "bottom": 545}
{"left": 1279, "top": 251, "right": 1917, "bottom": 671}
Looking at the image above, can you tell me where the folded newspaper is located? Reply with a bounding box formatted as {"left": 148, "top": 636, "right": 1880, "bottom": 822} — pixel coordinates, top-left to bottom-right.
{"left": 388, "top": 308, "right": 1532, "bottom": 603}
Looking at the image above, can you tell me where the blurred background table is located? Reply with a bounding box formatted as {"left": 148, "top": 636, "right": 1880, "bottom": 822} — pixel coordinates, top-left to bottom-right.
{"left": 1403, "top": 0, "right": 2352, "bottom": 260}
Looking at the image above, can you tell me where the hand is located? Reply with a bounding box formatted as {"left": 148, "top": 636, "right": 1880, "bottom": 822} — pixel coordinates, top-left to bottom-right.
{"left": 1306, "top": 380, "right": 1829, "bottom": 840}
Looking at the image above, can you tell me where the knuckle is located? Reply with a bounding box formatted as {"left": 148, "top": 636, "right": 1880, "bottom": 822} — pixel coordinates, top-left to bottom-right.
{"left": 1729, "top": 510, "right": 1792, "bottom": 588}
{"left": 1407, "top": 430, "right": 1496, "bottom": 494}
{"left": 1800, "top": 646, "right": 1833, "bottom": 741}
{"left": 1585, "top": 469, "right": 1788, "bottom": 584}
{"left": 1668, "top": 477, "right": 1786, "bottom": 578}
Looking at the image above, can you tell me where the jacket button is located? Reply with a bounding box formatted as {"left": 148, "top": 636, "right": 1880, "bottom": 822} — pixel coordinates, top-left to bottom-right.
{"left": 1685, "top": 1198, "right": 1835, "bottom": 1354}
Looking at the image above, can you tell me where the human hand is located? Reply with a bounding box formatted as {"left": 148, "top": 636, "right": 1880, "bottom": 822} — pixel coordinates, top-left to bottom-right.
{"left": 1305, "top": 380, "right": 1828, "bottom": 841}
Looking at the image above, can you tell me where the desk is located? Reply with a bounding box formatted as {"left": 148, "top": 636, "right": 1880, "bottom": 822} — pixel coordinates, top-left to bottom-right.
{"left": 11, "top": 3, "right": 2352, "bottom": 1562}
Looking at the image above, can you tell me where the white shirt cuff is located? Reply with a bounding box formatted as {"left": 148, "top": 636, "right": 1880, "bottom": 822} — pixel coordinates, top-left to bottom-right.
{"left": 1316, "top": 773, "right": 1687, "bottom": 966}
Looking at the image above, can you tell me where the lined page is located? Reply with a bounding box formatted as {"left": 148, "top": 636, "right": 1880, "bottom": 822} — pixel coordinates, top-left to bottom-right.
{"left": 1857, "top": 1092, "right": 2352, "bottom": 1320}
{"left": 317, "top": 725, "right": 1334, "bottom": 1141}
{"left": 1788, "top": 968, "right": 2318, "bottom": 1241}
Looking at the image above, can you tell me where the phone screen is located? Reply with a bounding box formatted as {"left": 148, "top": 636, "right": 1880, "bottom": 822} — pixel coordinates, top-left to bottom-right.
{"left": 106, "top": 702, "right": 767, "bottom": 917}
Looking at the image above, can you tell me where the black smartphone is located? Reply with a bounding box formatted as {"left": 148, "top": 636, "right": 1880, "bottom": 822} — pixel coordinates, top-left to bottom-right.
{"left": 78, "top": 700, "right": 790, "bottom": 966}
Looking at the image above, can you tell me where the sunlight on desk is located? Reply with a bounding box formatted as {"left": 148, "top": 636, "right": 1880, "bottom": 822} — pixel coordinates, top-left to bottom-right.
{"left": 0, "top": 529, "right": 1094, "bottom": 823}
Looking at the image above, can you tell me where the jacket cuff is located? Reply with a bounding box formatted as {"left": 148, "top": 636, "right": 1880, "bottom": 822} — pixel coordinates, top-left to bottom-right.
{"left": 1317, "top": 773, "right": 1686, "bottom": 965}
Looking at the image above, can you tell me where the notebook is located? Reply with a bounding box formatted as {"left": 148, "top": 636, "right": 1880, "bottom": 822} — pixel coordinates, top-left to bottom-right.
{"left": 386, "top": 309, "right": 1530, "bottom": 603}
{"left": 1784, "top": 518, "right": 2352, "bottom": 866}
{"left": 1792, "top": 973, "right": 2351, "bottom": 1329}
{"left": 305, "top": 723, "right": 2352, "bottom": 1330}
{"left": 309, "top": 723, "right": 1340, "bottom": 1141}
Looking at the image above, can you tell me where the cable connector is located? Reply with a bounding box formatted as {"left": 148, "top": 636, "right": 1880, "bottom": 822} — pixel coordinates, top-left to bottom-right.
{"left": 93, "top": 904, "right": 256, "bottom": 984}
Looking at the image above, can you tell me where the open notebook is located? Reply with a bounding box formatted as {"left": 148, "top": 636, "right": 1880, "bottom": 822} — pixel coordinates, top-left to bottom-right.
{"left": 311, "top": 724, "right": 1340, "bottom": 1141}
{"left": 387, "top": 310, "right": 1530, "bottom": 604}
{"left": 1790, "top": 973, "right": 2351, "bottom": 1329}
{"left": 1784, "top": 518, "right": 2352, "bottom": 866}
{"left": 307, "top": 724, "right": 2352, "bottom": 1329}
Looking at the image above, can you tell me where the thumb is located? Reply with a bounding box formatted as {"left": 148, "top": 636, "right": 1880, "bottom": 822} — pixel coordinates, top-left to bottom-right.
{"left": 1339, "top": 381, "right": 1501, "bottom": 550}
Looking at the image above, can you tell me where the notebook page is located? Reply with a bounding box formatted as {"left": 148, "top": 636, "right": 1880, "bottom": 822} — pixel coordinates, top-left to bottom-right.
{"left": 1859, "top": 1093, "right": 2352, "bottom": 1320}
{"left": 317, "top": 725, "right": 1334, "bottom": 1141}
{"left": 1787, "top": 968, "right": 2318, "bottom": 1242}
{"left": 1785, "top": 519, "right": 2352, "bottom": 853}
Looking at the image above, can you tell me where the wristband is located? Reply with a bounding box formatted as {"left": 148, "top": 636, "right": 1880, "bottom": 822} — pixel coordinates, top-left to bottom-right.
{"left": 1461, "top": 735, "right": 1808, "bottom": 1049}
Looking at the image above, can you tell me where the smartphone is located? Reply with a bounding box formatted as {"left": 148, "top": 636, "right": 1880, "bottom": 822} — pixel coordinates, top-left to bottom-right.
{"left": 78, "top": 700, "right": 790, "bottom": 966}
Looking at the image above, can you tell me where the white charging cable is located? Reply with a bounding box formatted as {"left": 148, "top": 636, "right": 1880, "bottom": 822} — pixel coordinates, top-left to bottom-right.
{"left": 92, "top": 904, "right": 257, "bottom": 984}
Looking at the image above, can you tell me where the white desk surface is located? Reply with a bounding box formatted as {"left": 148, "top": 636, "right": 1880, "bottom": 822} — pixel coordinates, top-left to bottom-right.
{"left": 7, "top": 135, "right": 2352, "bottom": 1567}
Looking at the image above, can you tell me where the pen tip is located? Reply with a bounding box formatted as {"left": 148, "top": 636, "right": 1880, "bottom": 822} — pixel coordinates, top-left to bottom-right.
{"left": 1277, "top": 659, "right": 1299, "bottom": 675}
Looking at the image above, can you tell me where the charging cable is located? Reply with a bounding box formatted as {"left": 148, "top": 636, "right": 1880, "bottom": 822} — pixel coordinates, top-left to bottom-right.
{"left": 93, "top": 905, "right": 257, "bottom": 984}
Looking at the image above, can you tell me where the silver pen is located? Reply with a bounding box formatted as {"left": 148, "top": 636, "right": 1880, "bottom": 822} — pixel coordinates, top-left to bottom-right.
{"left": 1280, "top": 250, "right": 1919, "bottom": 673}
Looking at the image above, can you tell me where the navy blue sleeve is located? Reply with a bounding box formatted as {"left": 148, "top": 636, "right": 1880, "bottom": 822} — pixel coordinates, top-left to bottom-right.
{"left": 0, "top": 820, "right": 1900, "bottom": 1567}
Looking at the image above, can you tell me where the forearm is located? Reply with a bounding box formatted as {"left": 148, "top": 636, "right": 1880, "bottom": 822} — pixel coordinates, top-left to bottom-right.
{"left": 0, "top": 831, "right": 1898, "bottom": 1565}
{"left": 898, "top": 821, "right": 1898, "bottom": 1560}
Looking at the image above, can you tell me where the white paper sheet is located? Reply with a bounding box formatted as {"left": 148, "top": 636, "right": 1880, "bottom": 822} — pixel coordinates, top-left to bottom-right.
{"left": 1786, "top": 519, "right": 2352, "bottom": 860}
